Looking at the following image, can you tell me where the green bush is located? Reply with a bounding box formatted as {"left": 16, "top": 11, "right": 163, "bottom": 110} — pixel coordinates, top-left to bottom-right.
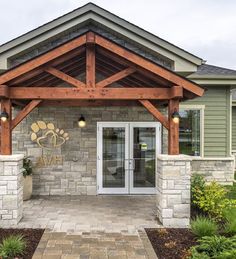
{"left": 193, "top": 181, "right": 236, "bottom": 220}
{"left": 0, "top": 235, "right": 26, "bottom": 259}
{"left": 191, "top": 174, "right": 206, "bottom": 205}
{"left": 22, "top": 157, "right": 33, "bottom": 177}
{"left": 223, "top": 207, "right": 236, "bottom": 236}
{"left": 190, "top": 235, "right": 236, "bottom": 258}
{"left": 191, "top": 216, "right": 218, "bottom": 238}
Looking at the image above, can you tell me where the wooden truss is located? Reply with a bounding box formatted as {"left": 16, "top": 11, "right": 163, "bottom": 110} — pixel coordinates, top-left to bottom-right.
{"left": 0, "top": 31, "right": 204, "bottom": 155}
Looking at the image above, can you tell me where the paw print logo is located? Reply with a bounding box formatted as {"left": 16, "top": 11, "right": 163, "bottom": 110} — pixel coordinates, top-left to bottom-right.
{"left": 30, "top": 121, "right": 69, "bottom": 149}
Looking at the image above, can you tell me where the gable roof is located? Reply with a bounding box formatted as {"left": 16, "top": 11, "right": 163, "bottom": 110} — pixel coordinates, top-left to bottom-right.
{"left": 0, "top": 3, "right": 203, "bottom": 73}
{"left": 189, "top": 64, "right": 236, "bottom": 77}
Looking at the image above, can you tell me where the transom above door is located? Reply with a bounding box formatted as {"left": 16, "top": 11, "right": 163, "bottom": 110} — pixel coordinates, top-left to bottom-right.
{"left": 97, "top": 122, "right": 161, "bottom": 194}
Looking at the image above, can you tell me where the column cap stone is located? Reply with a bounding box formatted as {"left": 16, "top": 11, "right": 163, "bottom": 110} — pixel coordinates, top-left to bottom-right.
{"left": 157, "top": 154, "right": 192, "bottom": 161}
{"left": 0, "top": 154, "right": 24, "bottom": 162}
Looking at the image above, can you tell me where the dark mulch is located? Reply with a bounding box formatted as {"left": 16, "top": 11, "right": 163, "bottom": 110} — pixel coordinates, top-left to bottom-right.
{"left": 0, "top": 228, "right": 44, "bottom": 259}
{"left": 145, "top": 228, "right": 197, "bottom": 259}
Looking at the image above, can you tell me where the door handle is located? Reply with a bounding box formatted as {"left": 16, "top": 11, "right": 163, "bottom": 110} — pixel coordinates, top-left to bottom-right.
{"left": 129, "top": 159, "right": 135, "bottom": 170}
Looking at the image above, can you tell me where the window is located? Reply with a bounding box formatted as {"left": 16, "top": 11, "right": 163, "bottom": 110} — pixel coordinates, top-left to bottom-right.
{"left": 179, "top": 106, "right": 204, "bottom": 156}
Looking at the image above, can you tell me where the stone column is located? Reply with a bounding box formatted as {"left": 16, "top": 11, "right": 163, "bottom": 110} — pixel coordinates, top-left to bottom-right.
{"left": 0, "top": 154, "right": 24, "bottom": 225}
{"left": 156, "top": 154, "right": 192, "bottom": 228}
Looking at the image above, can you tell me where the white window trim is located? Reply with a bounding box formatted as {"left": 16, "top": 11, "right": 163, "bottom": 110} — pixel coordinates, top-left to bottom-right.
{"left": 179, "top": 104, "right": 205, "bottom": 157}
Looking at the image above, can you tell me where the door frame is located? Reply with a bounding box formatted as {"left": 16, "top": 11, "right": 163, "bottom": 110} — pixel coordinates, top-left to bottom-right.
{"left": 97, "top": 121, "right": 161, "bottom": 194}
{"left": 129, "top": 122, "right": 161, "bottom": 194}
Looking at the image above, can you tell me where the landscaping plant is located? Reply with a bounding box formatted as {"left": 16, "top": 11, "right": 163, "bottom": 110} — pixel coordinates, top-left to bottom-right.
{"left": 191, "top": 216, "right": 218, "bottom": 238}
{"left": 193, "top": 181, "right": 236, "bottom": 220}
{"left": 191, "top": 174, "right": 206, "bottom": 205}
{"left": 222, "top": 207, "right": 236, "bottom": 236}
{"left": 190, "top": 235, "right": 236, "bottom": 259}
{"left": 22, "top": 157, "right": 33, "bottom": 177}
{"left": 0, "top": 234, "right": 26, "bottom": 259}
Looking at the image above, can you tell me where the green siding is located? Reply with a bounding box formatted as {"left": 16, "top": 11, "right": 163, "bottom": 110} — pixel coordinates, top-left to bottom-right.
{"left": 183, "top": 85, "right": 230, "bottom": 157}
{"left": 232, "top": 106, "right": 236, "bottom": 150}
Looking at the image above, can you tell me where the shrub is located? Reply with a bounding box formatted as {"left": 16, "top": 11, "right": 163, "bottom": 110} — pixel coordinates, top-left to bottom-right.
{"left": 191, "top": 216, "right": 218, "bottom": 238}
{"left": 193, "top": 181, "right": 236, "bottom": 220}
{"left": 0, "top": 234, "right": 26, "bottom": 259}
{"left": 22, "top": 157, "right": 33, "bottom": 177}
{"left": 190, "top": 235, "right": 236, "bottom": 258}
{"left": 222, "top": 207, "right": 236, "bottom": 236}
{"left": 191, "top": 174, "right": 205, "bottom": 205}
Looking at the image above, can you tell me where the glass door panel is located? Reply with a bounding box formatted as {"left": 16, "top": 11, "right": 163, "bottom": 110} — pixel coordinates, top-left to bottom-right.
{"left": 130, "top": 123, "right": 160, "bottom": 194}
{"left": 97, "top": 122, "right": 129, "bottom": 194}
{"left": 103, "top": 127, "right": 126, "bottom": 188}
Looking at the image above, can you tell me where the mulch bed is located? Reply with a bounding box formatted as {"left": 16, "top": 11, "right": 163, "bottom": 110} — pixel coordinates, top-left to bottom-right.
{"left": 0, "top": 229, "right": 44, "bottom": 259}
{"left": 145, "top": 228, "right": 197, "bottom": 259}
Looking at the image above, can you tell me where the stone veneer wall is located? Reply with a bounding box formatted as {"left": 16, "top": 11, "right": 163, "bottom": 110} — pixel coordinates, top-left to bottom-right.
{"left": 191, "top": 157, "right": 235, "bottom": 185}
{"left": 12, "top": 106, "right": 168, "bottom": 196}
{"left": 0, "top": 154, "right": 24, "bottom": 225}
{"left": 156, "top": 155, "right": 191, "bottom": 227}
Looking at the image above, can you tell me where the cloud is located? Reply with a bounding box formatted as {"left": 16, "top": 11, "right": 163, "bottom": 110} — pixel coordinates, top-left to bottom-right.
{"left": 0, "top": 0, "right": 235, "bottom": 69}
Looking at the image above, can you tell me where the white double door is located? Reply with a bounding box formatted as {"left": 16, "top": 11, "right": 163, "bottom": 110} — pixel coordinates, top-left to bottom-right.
{"left": 97, "top": 122, "right": 161, "bottom": 194}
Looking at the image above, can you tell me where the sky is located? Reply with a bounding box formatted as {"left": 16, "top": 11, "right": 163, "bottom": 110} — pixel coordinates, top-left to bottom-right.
{"left": 0, "top": 0, "right": 236, "bottom": 69}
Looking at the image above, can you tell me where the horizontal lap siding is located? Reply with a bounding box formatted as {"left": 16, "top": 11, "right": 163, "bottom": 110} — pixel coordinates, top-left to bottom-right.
{"left": 183, "top": 86, "right": 229, "bottom": 157}
{"left": 232, "top": 106, "right": 236, "bottom": 151}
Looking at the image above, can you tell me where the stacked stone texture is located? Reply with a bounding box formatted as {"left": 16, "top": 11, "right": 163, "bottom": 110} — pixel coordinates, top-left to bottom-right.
{"left": 13, "top": 106, "right": 167, "bottom": 196}
{"left": 156, "top": 155, "right": 192, "bottom": 228}
{"left": 0, "top": 154, "right": 24, "bottom": 225}
{"left": 192, "top": 158, "right": 234, "bottom": 185}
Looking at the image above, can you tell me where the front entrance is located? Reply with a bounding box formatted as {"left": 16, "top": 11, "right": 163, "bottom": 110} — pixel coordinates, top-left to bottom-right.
{"left": 97, "top": 122, "right": 161, "bottom": 194}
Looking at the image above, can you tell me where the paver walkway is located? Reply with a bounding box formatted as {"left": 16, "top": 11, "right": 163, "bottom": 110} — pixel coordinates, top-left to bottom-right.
{"left": 8, "top": 196, "right": 159, "bottom": 258}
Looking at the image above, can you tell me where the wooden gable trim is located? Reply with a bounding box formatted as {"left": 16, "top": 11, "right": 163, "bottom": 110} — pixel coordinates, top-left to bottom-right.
{"left": 95, "top": 34, "right": 204, "bottom": 97}
{"left": 0, "top": 34, "right": 86, "bottom": 84}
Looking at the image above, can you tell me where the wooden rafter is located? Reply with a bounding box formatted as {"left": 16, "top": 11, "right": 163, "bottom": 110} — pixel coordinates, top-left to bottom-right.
{"left": 11, "top": 100, "right": 42, "bottom": 130}
{"left": 96, "top": 67, "right": 136, "bottom": 88}
{"left": 139, "top": 100, "right": 169, "bottom": 129}
{"left": 0, "top": 35, "right": 86, "bottom": 84}
{"left": 95, "top": 34, "right": 204, "bottom": 96}
{"left": 44, "top": 67, "right": 86, "bottom": 88}
{"left": 3, "top": 87, "right": 182, "bottom": 100}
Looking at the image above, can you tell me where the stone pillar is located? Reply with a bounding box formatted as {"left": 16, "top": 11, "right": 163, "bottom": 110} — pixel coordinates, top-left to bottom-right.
{"left": 0, "top": 154, "right": 24, "bottom": 225}
{"left": 156, "top": 154, "right": 192, "bottom": 228}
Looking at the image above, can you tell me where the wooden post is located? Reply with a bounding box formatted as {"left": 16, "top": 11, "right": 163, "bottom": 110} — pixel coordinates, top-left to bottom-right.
{"left": 86, "top": 32, "right": 95, "bottom": 88}
{"left": 168, "top": 99, "right": 179, "bottom": 155}
{"left": 1, "top": 99, "right": 12, "bottom": 155}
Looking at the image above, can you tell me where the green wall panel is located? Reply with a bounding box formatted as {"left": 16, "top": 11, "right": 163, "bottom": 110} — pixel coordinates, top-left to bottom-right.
{"left": 232, "top": 106, "right": 236, "bottom": 151}
{"left": 183, "top": 86, "right": 230, "bottom": 157}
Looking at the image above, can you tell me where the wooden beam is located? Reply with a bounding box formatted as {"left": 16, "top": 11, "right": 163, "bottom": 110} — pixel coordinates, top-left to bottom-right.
{"left": 8, "top": 87, "right": 181, "bottom": 100}
{"left": 11, "top": 100, "right": 41, "bottom": 130}
{"left": 0, "top": 85, "right": 9, "bottom": 98}
{"left": 96, "top": 67, "right": 136, "bottom": 88}
{"left": 95, "top": 35, "right": 204, "bottom": 97}
{"left": 168, "top": 99, "right": 179, "bottom": 155}
{"left": 86, "top": 32, "right": 95, "bottom": 88}
{"left": 9, "top": 47, "right": 86, "bottom": 85}
{"left": 0, "top": 99, "right": 12, "bottom": 155}
{"left": 40, "top": 100, "right": 140, "bottom": 107}
{"left": 0, "top": 35, "right": 86, "bottom": 84}
{"left": 139, "top": 100, "right": 169, "bottom": 129}
{"left": 44, "top": 67, "right": 86, "bottom": 88}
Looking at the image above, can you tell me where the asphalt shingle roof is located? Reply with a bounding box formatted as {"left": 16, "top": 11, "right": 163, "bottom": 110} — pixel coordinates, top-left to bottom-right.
{"left": 193, "top": 64, "right": 236, "bottom": 76}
